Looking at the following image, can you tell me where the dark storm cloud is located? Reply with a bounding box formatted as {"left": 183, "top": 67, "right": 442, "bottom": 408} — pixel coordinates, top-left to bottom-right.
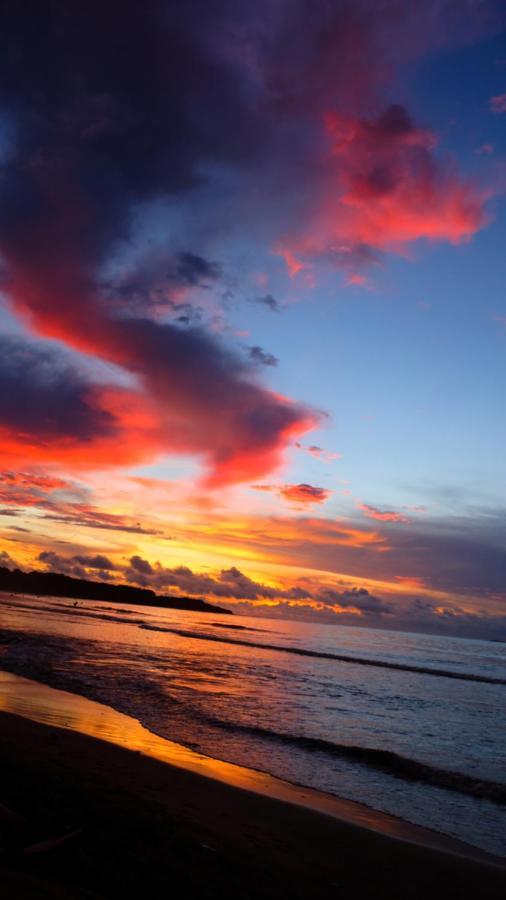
{"left": 124, "top": 557, "right": 388, "bottom": 613}
{"left": 255, "top": 294, "right": 280, "bottom": 312}
{"left": 316, "top": 586, "right": 392, "bottom": 614}
{"left": 248, "top": 345, "right": 279, "bottom": 367}
{"left": 39, "top": 551, "right": 87, "bottom": 579}
{"left": 0, "top": 335, "right": 115, "bottom": 443}
{"left": 38, "top": 550, "right": 116, "bottom": 580}
{"left": 0, "top": 0, "right": 317, "bottom": 483}
{"left": 0, "top": 0, "right": 502, "bottom": 484}
{"left": 175, "top": 253, "right": 223, "bottom": 287}
{"left": 72, "top": 554, "right": 117, "bottom": 571}
{"left": 129, "top": 555, "right": 154, "bottom": 576}
{"left": 103, "top": 251, "right": 222, "bottom": 317}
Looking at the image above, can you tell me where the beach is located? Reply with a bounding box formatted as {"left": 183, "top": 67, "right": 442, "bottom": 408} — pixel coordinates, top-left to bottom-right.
{"left": 1, "top": 708, "right": 505, "bottom": 900}
{"left": 2, "top": 593, "right": 505, "bottom": 858}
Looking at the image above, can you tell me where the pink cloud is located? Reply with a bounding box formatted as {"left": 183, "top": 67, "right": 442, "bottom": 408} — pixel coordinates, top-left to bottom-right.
{"left": 489, "top": 93, "right": 506, "bottom": 113}
{"left": 295, "top": 442, "right": 342, "bottom": 462}
{"left": 475, "top": 143, "right": 495, "bottom": 155}
{"left": 357, "top": 502, "right": 410, "bottom": 524}
{"left": 278, "top": 104, "right": 488, "bottom": 276}
{"left": 345, "top": 273, "right": 367, "bottom": 286}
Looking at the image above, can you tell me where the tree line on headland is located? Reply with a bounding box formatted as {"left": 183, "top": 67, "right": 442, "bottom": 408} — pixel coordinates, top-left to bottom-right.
{"left": 0, "top": 566, "right": 232, "bottom": 615}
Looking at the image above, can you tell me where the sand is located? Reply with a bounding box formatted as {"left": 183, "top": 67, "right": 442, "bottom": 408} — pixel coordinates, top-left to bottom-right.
{"left": 1, "top": 710, "right": 505, "bottom": 900}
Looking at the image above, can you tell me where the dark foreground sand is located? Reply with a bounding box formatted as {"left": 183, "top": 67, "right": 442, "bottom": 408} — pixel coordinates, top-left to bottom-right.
{"left": 1, "top": 712, "right": 504, "bottom": 900}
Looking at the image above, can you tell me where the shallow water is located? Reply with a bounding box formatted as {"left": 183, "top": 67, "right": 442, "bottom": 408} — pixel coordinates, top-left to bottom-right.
{"left": 1, "top": 592, "right": 505, "bottom": 856}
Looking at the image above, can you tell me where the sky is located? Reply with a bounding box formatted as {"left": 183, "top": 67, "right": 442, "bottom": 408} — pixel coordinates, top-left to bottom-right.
{"left": 0, "top": 0, "right": 505, "bottom": 640}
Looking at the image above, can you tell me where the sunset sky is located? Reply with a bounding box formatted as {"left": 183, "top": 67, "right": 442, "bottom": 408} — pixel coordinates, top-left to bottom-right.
{"left": 1, "top": 1, "right": 505, "bottom": 639}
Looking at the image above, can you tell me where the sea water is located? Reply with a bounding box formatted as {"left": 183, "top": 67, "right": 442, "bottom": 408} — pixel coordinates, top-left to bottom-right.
{"left": 1, "top": 592, "right": 505, "bottom": 857}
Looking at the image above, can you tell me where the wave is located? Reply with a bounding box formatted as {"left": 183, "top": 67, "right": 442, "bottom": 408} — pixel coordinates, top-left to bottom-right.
{"left": 197, "top": 716, "right": 506, "bottom": 805}
{"left": 1, "top": 636, "right": 504, "bottom": 807}
{"left": 138, "top": 624, "right": 506, "bottom": 686}
{"left": 1, "top": 596, "right": 147, "bottom": 628}
{"left": 206, "top": 622, "right": 264, "bottom": 632}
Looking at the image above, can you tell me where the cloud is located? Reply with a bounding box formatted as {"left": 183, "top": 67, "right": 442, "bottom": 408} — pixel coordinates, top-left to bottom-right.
{"left": 38, "top": 551, "right": 87, "bottom": 579}
{"left": 123, "top": 555, "right": 389, "bottom": 615}
{"left": 475, "top": 143, "right": 495, "bottom": 155}
{"left": 255, "top": 294, "right": 280, "bottom": 312}
{"left": 489, "top": 93, "right": 506, "bottom": 113}
{"left": 254, "top": 482, "right": 332, "bottom": 506}
{"left": 357, "top": 502, "right": 410, "bottom": 524}
{"left": 0, "top": 335, "right": 115, "bottom": 446}
{"left": 1, "top": 472, "right": 70, "bottom": 490}
{"left": 175, "top": 253, "right": 222, "bottom": 287}
{"left": 42, "top": 505, "right": 162, "bottom": 536}
{"left": 279, "top": 483, "right": 333, "bottom": 505}
{"left": 0, "top": 467, "right": 164, "bottom": 536}
{"left": 0, "top": 1, "right": 321, "bottom": 486}
{"left": 278, "top": 104, "right": 487, "bottom": 275}
{"left": 129, "top": 555, "right": 154, "bottom": 576}
{"left": 0, "top": 2, "right": 496, "bottom": 489}
{"left": 38, "top": 551, "right": 117, "bottom": 579}
{"left": 125, "top": 558, "right": 302, "bottom": 599}
{"left": 72, "top": 554, "right": 117, "bottom": 571}
{"left": 0, "top": 336, "right": 172, "bottom": 471}
{"left": 0, "top": 325, "right": 317, "bottom": 487}
{"left": 345, "top": 273, "right": 368, "bottom": 286}
{"left": 38, "top": 550, "right": 115, "bottom": 581}
{"left": 295, "top": 442, "right": 342, "bottom": 462}
{"left": 0, "top": 549, "right": 19, "bottom": 568}
{"left": 315, "top": 585, "right": 392, "bottom": 614}
{"left": 104, "top": 251, "right": 222, "bottom": 320}
{"left": 248, "top": 345, "right": 279, "bottom": 367}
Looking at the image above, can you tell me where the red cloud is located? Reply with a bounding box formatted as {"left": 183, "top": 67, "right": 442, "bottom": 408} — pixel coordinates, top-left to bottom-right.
{"left": 0, "top": 472, "right": 69, "bottom": 491}
{"left": 278, "top": 105, "right": 487, "bottom": 272}
{"left": 2, "top": 254, "right": 318, "bottom": 484}
{"left": 0, "top": 4, "right": 492, "bottom": 489}
{"left": 357, "top": 502, "right": 410, "bottom": 524}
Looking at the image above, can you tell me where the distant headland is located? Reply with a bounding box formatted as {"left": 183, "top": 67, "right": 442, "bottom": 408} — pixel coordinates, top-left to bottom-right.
{"left": 0, "top": 566, "right": 232, "bottom": 615}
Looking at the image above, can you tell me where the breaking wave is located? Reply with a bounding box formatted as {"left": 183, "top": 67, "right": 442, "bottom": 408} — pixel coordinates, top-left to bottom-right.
{"left": 138, "top": 624, "right": 506, "bottom": 686}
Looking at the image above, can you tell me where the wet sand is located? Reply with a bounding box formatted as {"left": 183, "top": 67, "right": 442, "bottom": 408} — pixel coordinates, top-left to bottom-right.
{"left": 1, "top": 704, "right": 505, "bottom": 899}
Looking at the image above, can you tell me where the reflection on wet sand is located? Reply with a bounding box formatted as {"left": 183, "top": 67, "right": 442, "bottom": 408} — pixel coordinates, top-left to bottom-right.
{"left": 0, "top": 669, "right": 492, "bottom": 862}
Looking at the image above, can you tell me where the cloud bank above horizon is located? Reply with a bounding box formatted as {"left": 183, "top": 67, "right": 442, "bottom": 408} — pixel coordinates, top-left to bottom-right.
{"left": 0, "top": 1, "right": 505, "bottom": 638}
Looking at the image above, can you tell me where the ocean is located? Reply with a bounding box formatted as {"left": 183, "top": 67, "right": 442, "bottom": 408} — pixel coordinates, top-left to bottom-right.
{"left": 1, "top": 592, "right": 505, "bottom": 858}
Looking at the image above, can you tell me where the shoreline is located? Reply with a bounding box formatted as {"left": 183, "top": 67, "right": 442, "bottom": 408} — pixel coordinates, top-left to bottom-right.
{"left": 0, "top": 669, "right": 501, "bottom": 864}
{"left": 1, "top": 716, "right": 505, "bottom": 900}
{"left": 1, "top": 672, "right": 505, "bottom": 899}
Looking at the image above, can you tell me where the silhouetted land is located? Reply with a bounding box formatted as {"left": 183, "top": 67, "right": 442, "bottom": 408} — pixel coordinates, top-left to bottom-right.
{"left": 0, "top": 566, "right": 231, "bottom": 615}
